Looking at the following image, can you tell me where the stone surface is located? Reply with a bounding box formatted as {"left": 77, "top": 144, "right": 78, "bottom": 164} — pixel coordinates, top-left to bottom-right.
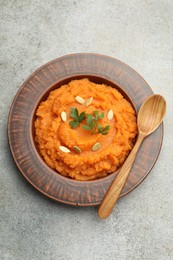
{"left": 0, "top": 0, "right": 173, "bottom": 259}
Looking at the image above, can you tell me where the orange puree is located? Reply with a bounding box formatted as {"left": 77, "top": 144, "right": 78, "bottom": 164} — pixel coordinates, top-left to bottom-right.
{"left": 35, "top": 78, "right": 138, "bottom": 180}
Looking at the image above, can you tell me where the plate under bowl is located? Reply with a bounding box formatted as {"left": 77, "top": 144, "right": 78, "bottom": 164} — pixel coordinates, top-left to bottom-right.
{"left": 8, "top": 53, "right": 163, "bottom": 206}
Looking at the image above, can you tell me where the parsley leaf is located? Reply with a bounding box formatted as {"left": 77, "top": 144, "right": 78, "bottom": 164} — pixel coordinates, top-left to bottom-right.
{"left": 69, "top": 121, "right": 80, "bottom": 129}
{"left": 82, "top": 114, "right": 95, "bottom": 130}
{"left": 98, "top": 124, "right": 110, "bottom": 135}
{"left": 78, "top": 111, "right": 85, "bottom": 122}
{"left": 82, "top": 110, "right": 110, "bottom": 135}
{"left": 70, "top": 108, "right": 79, "bottom": 121}
{"left": 69, "top": 108, "right": 86, "bottom": 129}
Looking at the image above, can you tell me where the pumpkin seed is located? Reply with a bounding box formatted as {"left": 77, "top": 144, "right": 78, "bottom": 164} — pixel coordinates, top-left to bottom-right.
{"left": 92, "top": 142, "right": 101, "bottom": 151}
{"left": 59, "top": 145, "right": 70, "bottom": 153}
{"left": 86, "top": 97, "right": 93, "bottom": 107}
{"left": 75, "top": 96, "right": 85, "bottom": 104}
{"left": 61, "top": 111, "right": 67, "bottom": 122}
{"left": 107, "top": 109, "right": 113, "bottom": 120}
{"left": 73, "top": 146, "right": 81, "bottom": 153}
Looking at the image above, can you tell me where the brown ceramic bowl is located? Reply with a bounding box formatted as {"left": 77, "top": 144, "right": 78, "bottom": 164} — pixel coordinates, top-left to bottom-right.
{"left": 8, "top": 53, "right": 163, "bottom": 206}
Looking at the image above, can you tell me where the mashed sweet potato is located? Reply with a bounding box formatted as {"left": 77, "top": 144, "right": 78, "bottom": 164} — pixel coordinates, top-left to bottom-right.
{"left": 35, "top": 78, "right": 138, "bottom": 180}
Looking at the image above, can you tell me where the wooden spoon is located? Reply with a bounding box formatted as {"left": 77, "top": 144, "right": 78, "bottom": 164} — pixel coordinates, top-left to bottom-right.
{"left": 98, "top": 94, "right": 166, "bottom": 219}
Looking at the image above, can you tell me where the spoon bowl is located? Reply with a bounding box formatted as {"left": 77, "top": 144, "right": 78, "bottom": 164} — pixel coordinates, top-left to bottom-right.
{"left": 138, "top": 95, "right": 166, "bottom": 135}
{"left": 98, "top": 94, "right": 166, "bottom": 219}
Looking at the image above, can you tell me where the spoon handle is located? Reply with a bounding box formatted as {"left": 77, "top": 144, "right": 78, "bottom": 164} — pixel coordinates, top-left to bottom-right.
{"left": 98, "top": 133, "right": 145, "bottom": 219}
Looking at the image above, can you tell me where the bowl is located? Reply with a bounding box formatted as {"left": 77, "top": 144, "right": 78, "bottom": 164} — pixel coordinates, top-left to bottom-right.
{"left": 8, "top": 53, "right": 163, "bottom": 206}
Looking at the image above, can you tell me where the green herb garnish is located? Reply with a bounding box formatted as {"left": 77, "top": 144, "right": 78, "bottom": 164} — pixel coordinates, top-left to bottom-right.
{"left": 69, "top": 108, "right": 85, "bottom": 129}
{"left": 97, "top": 124, "right": 110, "bottom": 135}
{"left": 82, "top": 110, "right": 110, "bottom": 135}
{"left": 69, "top": 108, "right": 110, "bottom": 135}
{"left": 82, "top": 114, "right": 95, "bottom": 130}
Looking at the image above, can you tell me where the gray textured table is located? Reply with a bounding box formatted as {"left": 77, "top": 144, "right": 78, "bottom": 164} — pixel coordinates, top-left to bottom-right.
{"left": 1, "top": 1, "right": 172, "bottom": 259}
